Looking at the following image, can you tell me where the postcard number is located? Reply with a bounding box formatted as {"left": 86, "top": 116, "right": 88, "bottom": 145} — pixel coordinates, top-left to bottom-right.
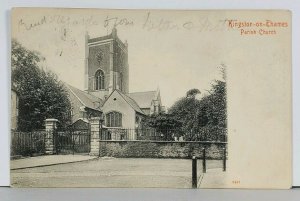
{"left": 232, "top": 180, "right": 240, "bottom": 184}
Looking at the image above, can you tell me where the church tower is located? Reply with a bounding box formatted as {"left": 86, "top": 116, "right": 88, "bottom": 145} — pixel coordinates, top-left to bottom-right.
{"left": 84, "top": 28, "right": 129, "bottom": 100}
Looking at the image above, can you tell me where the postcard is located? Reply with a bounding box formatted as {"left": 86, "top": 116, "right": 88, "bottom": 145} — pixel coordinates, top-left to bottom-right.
{"left": 10, "top": 8, "right": 292, "bottom": 189}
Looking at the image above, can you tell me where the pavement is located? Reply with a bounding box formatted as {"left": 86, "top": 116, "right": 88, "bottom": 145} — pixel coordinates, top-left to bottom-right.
{"left": 10, "top": 155, "right": 97, "bottom": 170}
{"left": 11, "top": 156, "right": 226, "bottom": 188}
{"left": 199, "top": 168, "right": 227, "bottom": 188}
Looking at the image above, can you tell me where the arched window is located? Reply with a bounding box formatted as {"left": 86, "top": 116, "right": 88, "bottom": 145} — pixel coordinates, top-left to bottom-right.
{"left": 94, "top": 70, "right": 104, "bottom": 90}
{"left": 106, "top": 111, "right": 122, "bottom": 127}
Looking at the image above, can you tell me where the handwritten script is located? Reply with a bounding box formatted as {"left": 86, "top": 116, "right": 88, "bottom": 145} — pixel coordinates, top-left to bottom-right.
{"left": 18, "top": 12, "right": 228, "bottom": 33}
{"left": 18, "top": 15, "right": 100, "bottom": 31}
{"left": 142, "top": 12, "right": 227, "bottom": 32}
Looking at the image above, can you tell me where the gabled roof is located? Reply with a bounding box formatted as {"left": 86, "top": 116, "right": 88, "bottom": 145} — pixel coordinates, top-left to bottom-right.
{"left": 65, "top": 84, "right": 103, "bottom": 111}
{"left": 118, "top": 91, "right": 145, "bottom": 115}
{"left": 103, "top": 90, "right": 145, "bottom": 115}
{"left": 71, "top": 118, "right": 89, "bottom": 129}
{"left": 127, "top": 91, "right": 157, "bottom": 109}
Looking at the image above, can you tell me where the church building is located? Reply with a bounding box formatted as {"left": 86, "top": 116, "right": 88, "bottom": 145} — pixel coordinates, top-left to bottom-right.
{"left": 66, "top": 28, "right": 164, "bottom": 134}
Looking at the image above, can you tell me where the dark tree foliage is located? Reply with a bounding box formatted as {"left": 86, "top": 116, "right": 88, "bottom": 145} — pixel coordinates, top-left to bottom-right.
{"left": 195, "top": 80, "right": 227, "bottom": 141}
{"left": 141, "top": 113, "right": 182, "bottom": 130}
{"left": 186, "top": 88, "right": 200, "bottom": 98}
{"left": 168, "top": 91, "right": 201, "bottom": 137}
{"left": 168, "top": 78, "right": 227, "bottom": 141}
{"left": 202, "top": 80, "right": 227, "bottom": 128}
{"left": 11, "top": 40, "right": 71, "bottom": 131}
{"left": 140, "top": 113, "right": 183, "bottom": 141}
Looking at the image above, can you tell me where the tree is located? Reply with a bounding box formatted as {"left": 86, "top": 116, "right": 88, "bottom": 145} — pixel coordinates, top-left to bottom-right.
{"left": 196, "top": 80, "right": 227, "bottom": 141}
{"left": 140, "top": 113, "right": 183, "bottom": 140}
{"left": 11, "top": 39, "right": 71, "bottom": 131}
{"left": 168, "top": 66, "right": 227, "bottom": 141}
{"left": 141, "top": 113, "right": 182, "bottom": 130}
{"left": 168, "top": 89, "right": 201, "bottom": 140}
{"left": 202, "top": 80, "right": 226, "bottom": 128}
{"left": 186, "top": 88, "right": 200, "bottom": 98}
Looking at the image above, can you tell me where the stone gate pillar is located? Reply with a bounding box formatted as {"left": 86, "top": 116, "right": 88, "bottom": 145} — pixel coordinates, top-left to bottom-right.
{"left": 89, "top": 117, "right": 100, "bottom": 156}
{"left": 45, "top": 118, "right": 58, "bottom": 155}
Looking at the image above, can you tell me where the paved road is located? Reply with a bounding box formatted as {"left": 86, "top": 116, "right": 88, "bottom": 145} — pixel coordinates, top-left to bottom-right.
{"left": 11, "top": 157, "right": 224, "bottom": 188}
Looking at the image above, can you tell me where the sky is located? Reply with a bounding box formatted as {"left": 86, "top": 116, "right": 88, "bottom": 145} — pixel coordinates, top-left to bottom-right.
{"left": 12, "top": 9, "right": 226, "bottom": 108}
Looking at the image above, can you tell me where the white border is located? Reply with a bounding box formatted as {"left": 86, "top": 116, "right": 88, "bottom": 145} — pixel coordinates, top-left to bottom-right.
{"left": 1, "top": 0, "right": 299, "bottom": 187}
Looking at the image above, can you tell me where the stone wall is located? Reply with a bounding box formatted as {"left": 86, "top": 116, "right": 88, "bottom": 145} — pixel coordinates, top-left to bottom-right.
{"left": 89, "top": 117, "right": 101, "bottom": 156}
{"left": 99, "top": 141, "right": 227, "bottom": 159}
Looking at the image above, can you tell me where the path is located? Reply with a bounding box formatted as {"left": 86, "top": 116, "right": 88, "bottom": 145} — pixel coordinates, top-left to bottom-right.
{"left": 11, "top": 157, "right": 225, "bottom": 188}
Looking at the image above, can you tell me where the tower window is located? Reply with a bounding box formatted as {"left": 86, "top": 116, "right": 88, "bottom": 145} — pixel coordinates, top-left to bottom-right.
{"left": 94, "top": 69, "right": 104, "bottom": 90}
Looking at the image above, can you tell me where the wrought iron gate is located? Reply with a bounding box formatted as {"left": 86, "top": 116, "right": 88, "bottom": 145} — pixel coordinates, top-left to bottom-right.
{"left": 54, "top": 128, "right": 91, "bottom": 154}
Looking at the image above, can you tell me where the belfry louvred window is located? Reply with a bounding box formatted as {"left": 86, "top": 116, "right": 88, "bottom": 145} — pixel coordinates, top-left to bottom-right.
{"left": 106, "top": 112, "right": 122, "bottom": 127}
{"left": 94, "top": 69, "right": 104, "bottom": 90}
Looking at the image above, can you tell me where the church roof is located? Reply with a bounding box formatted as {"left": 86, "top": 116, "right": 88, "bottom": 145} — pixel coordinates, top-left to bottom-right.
{"left": 115, "top": 90, "right": 145, "bottom": 115}
{"left": 127, "top": 91, "right": 157, "bottom": 109}
{"left": 65, "top": 84, "right": 103, "bottom": 111}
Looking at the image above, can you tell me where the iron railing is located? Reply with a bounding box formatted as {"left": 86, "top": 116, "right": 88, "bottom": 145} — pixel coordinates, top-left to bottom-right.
{"left": 11, "top": 127, "right": 227, "bottom": 157}
{"left": 11, "top": 130, "right": 48, "bottom": 156}
{"left": 99, "top": 128, "right": 227, "bottom": 142}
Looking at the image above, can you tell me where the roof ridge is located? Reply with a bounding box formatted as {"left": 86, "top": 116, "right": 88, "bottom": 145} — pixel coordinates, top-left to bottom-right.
{"left": 65, "top": 83, "right": 102, "bottom": 111}
{"left": 66, "top": 83, "right": 102, "bottom": 101}
{"left": 116, "top": 90, "right": 145, "bottom": 115}
{"left": 121, "top": 91, "right": 141, "bottom": 105}
{"left": 118, "top": 90, "right": 137, "bottom": 104}
{"left": 127, "top": 90, "right": 156, "bottom": 94}
{"left": 65, "top": 84, "right": 86, "bottom": 107}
